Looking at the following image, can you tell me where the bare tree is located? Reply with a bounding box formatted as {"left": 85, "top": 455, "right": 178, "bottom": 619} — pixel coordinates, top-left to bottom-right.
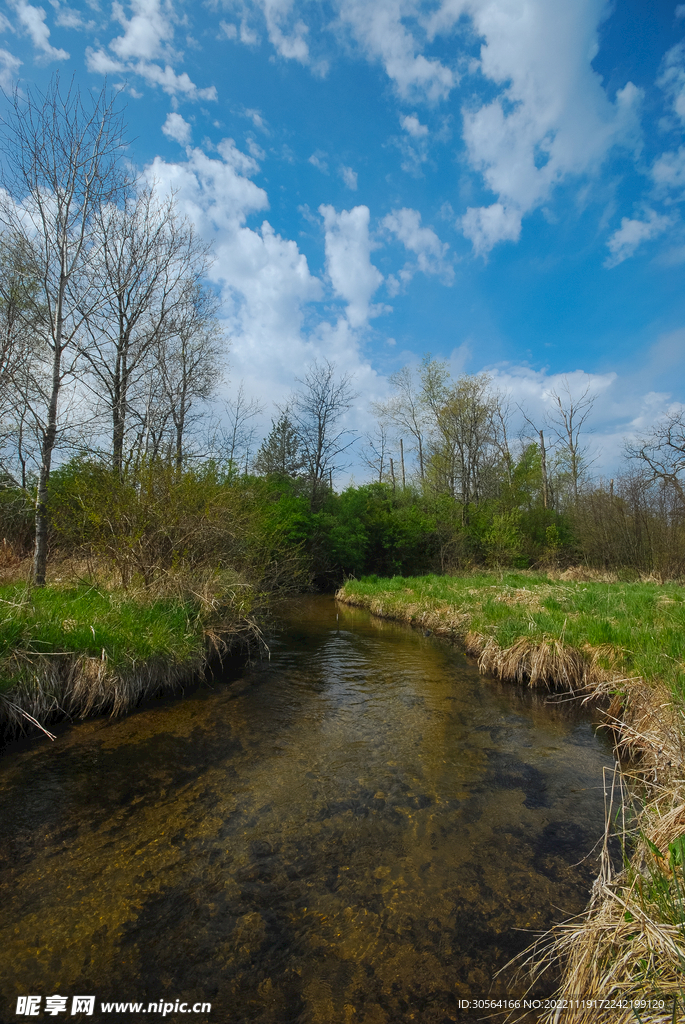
{"left": 0, "top": 75, "right": 127, "bottom": 583}
{"left": 361, "top": 422, "right": 393, "bottom": 483}
{"left": 547, "top": 378, "right": 595, "bottom": 502}
{"left": 374, "top": 363, "right": 430, "bottom": 480}
{"left": 219, "top": 382, "right": 264, "bottom": 472}
{"left": 82, "top": 186, "right": 212, "bottom": 475}
{"left": 626, "top": 409, "right": 685, "bottom": 506}
{"left": 155, "top": 279, "right": 225, "bottom": 469}
{"left": 0, "top": 237, "right": 45, "bottom": 486}
{"left": 290, "top": 360, "right": 357, "bottom": 501}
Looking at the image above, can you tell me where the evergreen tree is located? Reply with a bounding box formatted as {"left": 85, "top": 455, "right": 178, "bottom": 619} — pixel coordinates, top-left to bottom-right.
{"left": 254, "top": 413, "right": 304, "bottom": 477}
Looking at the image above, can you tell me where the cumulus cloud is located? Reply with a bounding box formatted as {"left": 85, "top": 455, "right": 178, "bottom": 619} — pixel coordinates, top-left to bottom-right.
{"left": 244, "top": 108, "right": 268, "bottom": 131}
{"left": 382, "top": 207, "right": 452, "bottom": 282}
{"left": 461, "top": 202, "right": 521, "bottom": 257}
{"left": 162, "top": 110, "right": 191, "bottom": 145}
{"left": 319, "top": 204, "right": 386, "bottom": 328}
{"left": 429, "top": 0, "right": 643, "bottom": 254}
{"left": 142, "top": 141, "right": 388, "bottom": 434}
{"left": 85, "top": 0, "right": 217, "bottom": 101}
{"left": 110, "top": 0, "right": 174, "bottom": 61}
{"left": 400, "top": 113, "right": 428, "bottom": 137}
{"left": 604, "top": 209, "right": 673, "bottom": 268}
{"left": 10, "top": 0, "right": 69, "bottom": 60}
{"left": 337, "top": 0, "right": 455, "bottom": 102}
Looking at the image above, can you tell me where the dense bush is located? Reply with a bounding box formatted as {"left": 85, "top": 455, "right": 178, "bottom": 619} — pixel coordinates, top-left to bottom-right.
{"left": 46, "top": 459, "right": 311, "bottom": 593}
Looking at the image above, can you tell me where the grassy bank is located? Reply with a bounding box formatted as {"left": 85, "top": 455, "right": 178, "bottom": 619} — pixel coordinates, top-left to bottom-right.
{"left": 337, "top": 572, "right": 685, "bottom": 1023}
{"left": 338, "top": 571, "right": 685, "bottom": 699}
{"left": 0, "top": 579, "right": 260, "bottom": 739}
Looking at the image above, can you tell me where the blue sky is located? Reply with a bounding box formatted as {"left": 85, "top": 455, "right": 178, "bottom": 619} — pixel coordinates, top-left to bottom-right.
{"left": 3, "top": 0, "right": 685, "bottom": 474}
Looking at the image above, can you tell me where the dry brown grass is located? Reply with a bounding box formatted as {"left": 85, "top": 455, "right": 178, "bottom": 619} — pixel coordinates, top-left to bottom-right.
{"left": 0, "top": 648, "right": 204, "bottom": 739}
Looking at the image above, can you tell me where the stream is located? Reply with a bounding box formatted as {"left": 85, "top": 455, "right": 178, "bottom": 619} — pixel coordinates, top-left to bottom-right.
{"left": 0, "top": 595, "right": 616, "bottom": 1023}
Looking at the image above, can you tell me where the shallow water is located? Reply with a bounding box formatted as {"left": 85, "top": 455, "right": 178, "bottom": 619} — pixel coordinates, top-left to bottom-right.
{"left": 0, "top": 596, "right": 615, "bottom": 1023}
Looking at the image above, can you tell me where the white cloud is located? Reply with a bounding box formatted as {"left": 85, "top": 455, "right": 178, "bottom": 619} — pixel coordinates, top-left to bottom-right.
{"left": 400, "top": 113, "right": 428, "bottom": 137}
{"left": 0, "top": 47, "right": 22, "bottom": 89}
{"left": 256, "top": 0, "right": 309, "bottom": 63}
{"left": 86, "top": 45, "right": 217, "bottom": 100}
{"left": 238, "top": 18, "right": 260, "bottom": 46}
{"left": 244, "top": 108, "right": 267, "bottom": 131}
{"left": 309, "top": 150, "right": 328, "bottom": 173}
{"left": 246, "top": 136, "right": 265, "bottom": 160}
{"left": 139, "top": 61, "right": 217, "bottom": 100}
{"left": 142, "top": 141, "right": 387, "bottom": 432}
{"left": 162, "top": 110, "right": 191, "bottom": 145}
{"left": 433, "top": 0, "right": 642, "bottom": 254}
{"left": 222, "top": 0, "right": 308, "bottom": 62}
{"left": 658, "top": 38, "right": 685, "bottom": 124}
{"left": 110, "top": 0, "right": 173, "bottom": 61}
{"left": 461, "top": 202, "right": 521, "bottom": 257}
{"left": 54, "top": 5, "right": 92, "bottom": 30}
{"left": 651, "top": 146, "right": 685, "bottom": 195}
{"left": 84, "top": 47, "right": 124, "bottom": 74}
{"left": 85, "top": 0, "right": 216, "bottom": 102}
{"left": 340, "top": 165, "right": 358, "bottom": 190}
{"left": 337, "top": 0, "right": 455, "bottom": 103}
{"left": 319, "top": 204, "right": 386, "bottom": 328}
{"left": 604, "top": 209, "right": 673, "bottom": 268}
{"left": 10, "top": 0, "right": 69, "bottom": 60}
{"left": 382, "top": 207, "right": 452, "bottom": 282}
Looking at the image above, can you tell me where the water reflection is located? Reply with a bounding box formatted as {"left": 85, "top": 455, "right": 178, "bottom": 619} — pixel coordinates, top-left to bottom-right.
{"left": 0, "top": 596, "right": 614, "bottom": 1023}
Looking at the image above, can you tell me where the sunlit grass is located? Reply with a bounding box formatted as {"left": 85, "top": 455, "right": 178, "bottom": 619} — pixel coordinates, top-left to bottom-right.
{"left": 340, "top": 572, "right": 685, "bottom": 700}
{"left": 0, "top": 583, "right": 205, "bottom": 695}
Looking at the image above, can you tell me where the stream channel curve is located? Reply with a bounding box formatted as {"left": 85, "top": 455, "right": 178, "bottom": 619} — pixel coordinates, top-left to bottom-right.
{"left": 0, "top": 595, "right": 616, "bottom": 1024}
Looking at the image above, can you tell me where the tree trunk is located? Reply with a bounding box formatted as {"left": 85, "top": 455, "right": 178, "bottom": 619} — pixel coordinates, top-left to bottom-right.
{"left": 33, "top": 341, "right": 62, "bottom": 585}
{"left": 539, "top": 430, "right": 549, "bottom": 510}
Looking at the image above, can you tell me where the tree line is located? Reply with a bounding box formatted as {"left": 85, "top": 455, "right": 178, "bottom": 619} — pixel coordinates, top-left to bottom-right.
{"left": 2, "top": 75, "right": 685, "bottom": 586}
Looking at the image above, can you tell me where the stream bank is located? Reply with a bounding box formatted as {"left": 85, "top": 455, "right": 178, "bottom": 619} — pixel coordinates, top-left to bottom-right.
{"left": 0, "top": 580, "right": 264, "bottom": 741}
{"left": 336, "top": 574, "right": 685, "bottom": 1023}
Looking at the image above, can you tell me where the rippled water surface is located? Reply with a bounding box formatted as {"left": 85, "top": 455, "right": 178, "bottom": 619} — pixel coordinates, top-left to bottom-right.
{"left": 0, "top": 596, "right": 615, "bottom": 1023}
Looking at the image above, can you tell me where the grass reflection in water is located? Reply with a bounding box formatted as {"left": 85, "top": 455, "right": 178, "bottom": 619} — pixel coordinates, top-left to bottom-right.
{"left": 0, "top": 596, "right": 615, "bottom": 1024}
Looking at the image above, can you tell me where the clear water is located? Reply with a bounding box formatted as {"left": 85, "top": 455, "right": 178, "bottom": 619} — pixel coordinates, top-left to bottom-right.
{"left": 0, "top": 596, "right": 615, "bottom": 1023}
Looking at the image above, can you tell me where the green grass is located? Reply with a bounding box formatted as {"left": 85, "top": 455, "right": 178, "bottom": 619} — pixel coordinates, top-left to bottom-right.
{"left": 341, "top": 572, "right": 685, "bottom": 700}
{"left": 0, "top": 583, "right": 206, "bottom": 694}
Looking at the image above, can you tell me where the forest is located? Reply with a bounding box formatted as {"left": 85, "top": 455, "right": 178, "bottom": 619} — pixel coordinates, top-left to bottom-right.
{"left": 2, "top": 75, "right": 685, "bottom": 595}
